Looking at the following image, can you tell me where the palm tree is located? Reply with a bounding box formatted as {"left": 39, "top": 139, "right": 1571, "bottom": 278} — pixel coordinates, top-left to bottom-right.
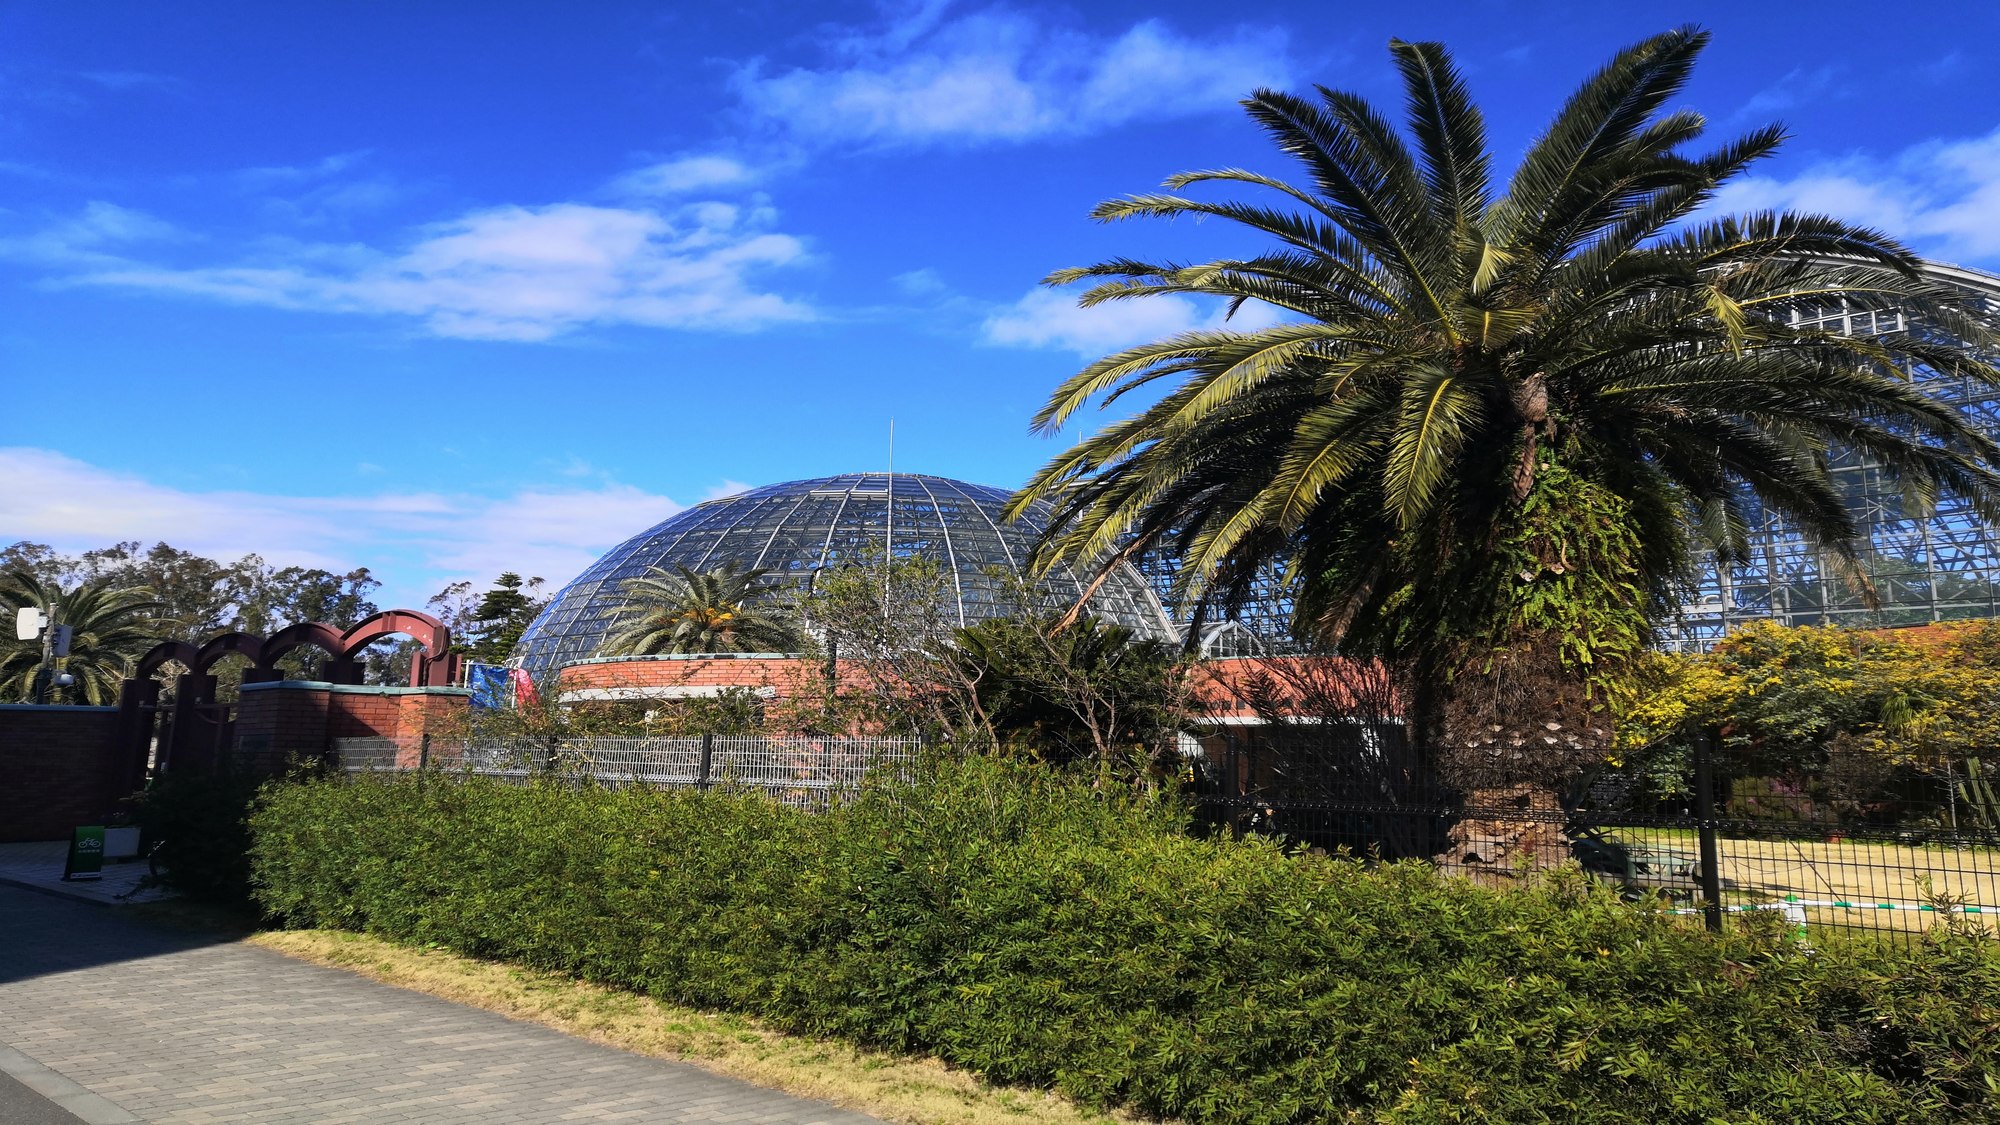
{"left": 1006, "top": 29, "right": 2000, "bottom": 865}
{"left": 0, "top": 570, "right": 166, "bottom": 705}
{"left": 599, "top": 563, "right": 802, "bottom": 656}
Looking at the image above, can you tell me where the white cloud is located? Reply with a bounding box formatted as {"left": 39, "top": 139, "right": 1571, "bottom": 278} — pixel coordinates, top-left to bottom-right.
{"left": 1711, "top": 127, "right": 2000, "bottom": 264}
{"left": 231, "top": 151, "right": 406, "bottom": 224}
{"left": 0, "top": 201, "right": 182, "bottom": 265}
{"left": 235, "top": 150, "right": 370, "bottom": 186}
{"left": 0, "top": 447, "right": 681, "bottom": 604}
{"left": 983, "top": 286, "right": 1283, "bottom": 355}
{"left": 29, "top": 198, "right": 815, "bottom": 341}
{"left": 892, "top": 267, "right": 950, "bottom": 296}
{"left": 1733, "top": 65, "right": 1842, "bottom": 120}
{"left": 702, "top": 479, "right": 754, "bottom": 501}
{"left": 735, "top": 11, "right": 1290, "bottom": 146}
{"left": 610, "top": 154, "right": 758, "bottom": 196}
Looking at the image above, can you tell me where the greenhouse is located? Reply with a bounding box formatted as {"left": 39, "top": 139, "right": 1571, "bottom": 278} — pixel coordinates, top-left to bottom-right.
{"left": 512, "top": 472, "right": 1177, "bottom": 681}
{"left": 1665, "top": 261, "right": 2000, "bottom": 649}
{"left": 513, "top": 265, "right": 2000, "bottom": 673}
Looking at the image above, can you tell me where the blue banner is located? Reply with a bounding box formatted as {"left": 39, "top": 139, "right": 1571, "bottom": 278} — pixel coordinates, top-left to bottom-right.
{"left": 466, "top": 663, "right": 510, "bottom": 709}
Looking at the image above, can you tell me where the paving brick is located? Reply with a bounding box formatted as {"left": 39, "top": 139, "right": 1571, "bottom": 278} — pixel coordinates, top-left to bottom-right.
{"left": 0, "top": 886, "right": 881, "bottom": 1123}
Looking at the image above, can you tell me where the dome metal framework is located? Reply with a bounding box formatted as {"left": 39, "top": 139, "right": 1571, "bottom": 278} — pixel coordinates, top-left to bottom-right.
{"left": 1666, "top": 261, "right": 2000, "bottom": 650}
{"left": 513, "top": 472, "right": 1177, "bottom": 680}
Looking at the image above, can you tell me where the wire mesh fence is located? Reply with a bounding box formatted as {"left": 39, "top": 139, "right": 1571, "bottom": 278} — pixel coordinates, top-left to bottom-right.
{"left": 327, "top": 716, "right": 1996, "bottom": 945}
{"left": 1194, "top": 723, "right": 2000, "bottom": 946}
{"left": 332, "top": 734, "right": 921, "bottom": 809}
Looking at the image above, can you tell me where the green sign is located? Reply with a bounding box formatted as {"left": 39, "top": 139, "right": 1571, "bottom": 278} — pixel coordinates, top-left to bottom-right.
{"left": 63, "top": 825, "right": 104, "bottom": 881}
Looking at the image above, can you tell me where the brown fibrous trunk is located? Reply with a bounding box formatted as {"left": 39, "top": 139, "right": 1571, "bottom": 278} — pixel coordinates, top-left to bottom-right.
{"left": 1431, "top": 639, "right": 1611, "bottom": 878}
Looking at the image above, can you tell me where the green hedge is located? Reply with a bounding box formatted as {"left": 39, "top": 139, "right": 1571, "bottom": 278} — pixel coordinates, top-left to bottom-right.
{"left": 248, "top": 760, "right": 2000, "bottom": 1123}
{"left": 133, "top": 767, "right": 267, "bottom": 907}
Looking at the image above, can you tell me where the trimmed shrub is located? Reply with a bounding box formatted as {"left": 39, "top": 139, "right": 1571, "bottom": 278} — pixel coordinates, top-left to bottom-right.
{"left": 132, "top": 767, "right": 267, "bottom": 907}
{"left": 249, "top": 760, "right": 1999, "bottom": 1123}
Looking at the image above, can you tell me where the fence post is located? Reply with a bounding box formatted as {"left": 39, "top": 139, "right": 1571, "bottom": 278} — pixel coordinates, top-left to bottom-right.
{"left": 698, "top": 733, "right": 715, "bottom": 792}
{"left": 1694, "top": 729, "right": 1724, "bottom": 933}
{"left": 545, "top": 735, "right": 559, "bottom": 776}
{"left": 419, "top": 733, "right": 431, "bottom": 772}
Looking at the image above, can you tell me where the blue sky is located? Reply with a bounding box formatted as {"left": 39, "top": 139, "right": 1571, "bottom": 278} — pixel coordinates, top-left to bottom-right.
{"left": 4, "top": 1, "right": 1999, "bottom": 607}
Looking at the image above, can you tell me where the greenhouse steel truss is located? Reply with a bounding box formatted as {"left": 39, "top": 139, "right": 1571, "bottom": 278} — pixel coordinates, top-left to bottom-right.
{"left": 513, "top": 472, "right": 1178, "bottom": 681}
{"left": 1665, "top": 263, "right": 2000, "bottom": 650}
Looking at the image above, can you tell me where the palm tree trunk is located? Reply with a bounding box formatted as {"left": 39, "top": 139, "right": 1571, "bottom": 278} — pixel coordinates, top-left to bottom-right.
{"left": 1428, "top": 638, "right": 1610, "bottom": 877}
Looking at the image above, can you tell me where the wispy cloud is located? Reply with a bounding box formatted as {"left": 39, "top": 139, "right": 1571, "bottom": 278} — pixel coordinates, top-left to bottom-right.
{"left": 230, "top": 151, "right": 410, "bottom": 224}
{"left": 609, "top": 153, "right": 760, "bottom": 197}
{"left": 983, "top": 286, "right": 1283, "bottom": 355}
{"left": 1712, "top": 126, "right": 2000, "bottom": 264}
{"left": 10, "top": 192, "right": 817, "bottom": 341}
{"left": 0, "top": 447, "right": 682, "bottom": 602}
{"left": 1734, "top": 64, "right": 1843, "bottom": 120}
{"left": 0, "top": 201, "right": 184, "bottom": 267}
{"left": 75, "top": 70, "right": 182, "bottom": 93}
{"left": 234, "top": 151, "right": 373, "bottom": 186}
{"left": 734, "top": 10, "right": 1291, "bottom": 146}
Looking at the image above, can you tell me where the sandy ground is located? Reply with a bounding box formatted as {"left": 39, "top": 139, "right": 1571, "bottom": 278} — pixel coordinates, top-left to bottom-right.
{"left": 1610, "top": 830, "right": 1998, "bottom": 933}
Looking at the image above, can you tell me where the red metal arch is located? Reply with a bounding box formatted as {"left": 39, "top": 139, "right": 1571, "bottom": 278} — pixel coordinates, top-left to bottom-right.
{"left": 339, "top": 609, "right": 451, "bottom": 661}
{"left": 258, "top": 621, "right": 346, "bottom": 676}
{"left": 137, "top": 640, "right": 200, "bottom": 679}
{"left": 193, "top": 632, "right": 265, "bottom": 674}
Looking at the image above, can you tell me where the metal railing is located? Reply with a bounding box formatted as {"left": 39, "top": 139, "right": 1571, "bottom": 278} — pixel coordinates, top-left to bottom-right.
{"left": 332, "top": 733, "right": 920, "bottom": 808}
{"left": 1197, "top": 726, "right": 2000, "bottom": 946}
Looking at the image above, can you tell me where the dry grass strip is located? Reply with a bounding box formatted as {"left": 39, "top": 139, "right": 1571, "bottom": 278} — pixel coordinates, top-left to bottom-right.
{"left": 251, "top": 929, "right": 1143, "bottom": 1125}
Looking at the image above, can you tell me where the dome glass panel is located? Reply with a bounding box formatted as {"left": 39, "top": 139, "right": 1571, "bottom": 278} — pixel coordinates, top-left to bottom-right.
{"left": 513, "top": 472, "right": 1177, "bottom": 680}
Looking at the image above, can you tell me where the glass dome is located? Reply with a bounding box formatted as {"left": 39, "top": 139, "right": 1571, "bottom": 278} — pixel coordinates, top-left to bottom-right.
{"left": 512, "top": 472, "right": 1179, "bottom": 680}
{"left": 1665, "top": 261, "right": 2000, "bottom": 649}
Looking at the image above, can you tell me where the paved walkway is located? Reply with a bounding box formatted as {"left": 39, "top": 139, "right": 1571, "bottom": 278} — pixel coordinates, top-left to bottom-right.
{"left": 0, "top": 886, "right": 881, "bottom": 1124}
{"left": 0, "top": 841, "right": 171, "bottom": 906}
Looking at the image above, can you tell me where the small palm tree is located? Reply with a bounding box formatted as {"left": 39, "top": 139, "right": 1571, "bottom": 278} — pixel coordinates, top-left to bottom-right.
{"left": 0, "top": 570, "right": 166, "bottom": 704}
{"left": 599, "top": 563, "right": 801, "bottom": 656}
{"left": 1008, "top": 29, "right": 2000, "bottom": 864}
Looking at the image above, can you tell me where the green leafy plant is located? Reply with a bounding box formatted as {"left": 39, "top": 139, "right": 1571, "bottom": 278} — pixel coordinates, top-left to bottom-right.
{"left": 599, "top": 562, "right": 801, "bottom": 656}
{"left": 250, "top": 760, "right": 1999, "bottom": 1123}
{"left": 133, "top": 767, "right": 270, "bottom": 908}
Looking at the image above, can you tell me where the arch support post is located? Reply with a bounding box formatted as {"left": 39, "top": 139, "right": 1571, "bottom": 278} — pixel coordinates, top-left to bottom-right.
{"left": 113, "top": 677, "right": 159, "bottom": 792}
{"left": 164, "top": 672, "right": 219, "bottom": 774}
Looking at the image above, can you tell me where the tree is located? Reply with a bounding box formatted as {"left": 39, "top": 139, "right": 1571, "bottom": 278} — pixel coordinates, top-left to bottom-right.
{"left": 949, "top": 614, "right": 1195, "bottom": 780}
{"left": 468, "top": 572, "right": 546, "bottom": 664}
{"left": 0, "top": 540, "right": 379, "bottom": 645}
{"left": 787, "top": 554, "right": 973, "bottom": 737}
{"left": 598, "top": 563, "right": 801, "bottom": 656}
{"left": 1008, "top": 30, "right": 2000, "bottom": 866}
{"left": 1614, "top": 620, "right": 2000, "bottom": 828}
{"left": 427, "top": 572, "right": 548, "bottom": 665}
{"left": 244, "top": 564, "right": 381, "bottom": 636}
{"left": 0, "top": 570, "right": 164, "bottom": 704}
{"left": 786, "top": 555, "right": 1200, "bottom": 772}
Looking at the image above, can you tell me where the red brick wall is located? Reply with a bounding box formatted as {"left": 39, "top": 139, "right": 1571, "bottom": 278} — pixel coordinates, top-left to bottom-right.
{"left": 232, "top": 684, "right": 333, "bottom": 772}
{"left": 235, "top": 683, "right": 471, "bottom": 773}
{"left": 557, "top": 655, "right": 872, "bottom": 696}
{"left": 0, "top": 705, "right": 130, "bottom": 843}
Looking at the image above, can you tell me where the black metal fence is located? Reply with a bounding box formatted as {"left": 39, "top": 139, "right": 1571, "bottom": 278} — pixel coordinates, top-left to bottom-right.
{"left": 1194, "top": 722, "right": 1999, "bottom": 945}
{"left": 332, "top": 734, "right": 921, "bottom": 809}
{"left": 331, "top": 720, "right": 1997, "bottom": 945}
